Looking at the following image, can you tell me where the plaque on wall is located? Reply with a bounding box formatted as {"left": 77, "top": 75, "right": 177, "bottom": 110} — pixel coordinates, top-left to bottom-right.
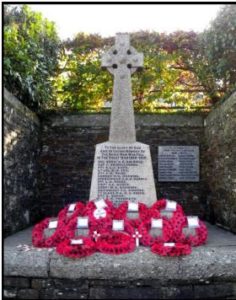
{"left": 158, "top": 146, "right": 199, "bottom": 182}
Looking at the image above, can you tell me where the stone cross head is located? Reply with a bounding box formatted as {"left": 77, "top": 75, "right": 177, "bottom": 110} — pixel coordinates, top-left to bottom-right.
{"left": 101, "top": 33, "right": 143, "bottom": 76}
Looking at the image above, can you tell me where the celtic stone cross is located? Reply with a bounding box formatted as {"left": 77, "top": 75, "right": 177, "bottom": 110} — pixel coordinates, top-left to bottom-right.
{"left": 101, "top": 33, "right": 143, "bottom": 143}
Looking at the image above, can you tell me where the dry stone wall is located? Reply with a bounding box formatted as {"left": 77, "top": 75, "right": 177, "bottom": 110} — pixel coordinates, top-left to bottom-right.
{"left": 4, "top": 89, "right": 41, "bottom": 237}
{"left": 4, "top": 88, "right": 235, "bottom": 235}
{"left": 205, "top": 92, "right": 236, "bottom": 233}
{"left": 39, "top": 113, "right": 207, "bottom": 219}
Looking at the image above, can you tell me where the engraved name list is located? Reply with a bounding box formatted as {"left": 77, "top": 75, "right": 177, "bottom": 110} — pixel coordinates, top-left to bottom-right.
{"left": 97, "top": 145, "right": 147, "bottom": 204}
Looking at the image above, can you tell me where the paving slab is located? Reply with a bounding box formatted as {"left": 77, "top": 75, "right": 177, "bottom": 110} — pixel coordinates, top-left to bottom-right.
{"left": 4, "top": 223, "right": 236, "bottom": 282}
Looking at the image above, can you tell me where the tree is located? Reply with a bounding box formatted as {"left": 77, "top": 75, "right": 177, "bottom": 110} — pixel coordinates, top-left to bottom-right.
{"left": 54, "top": 31, "right": 210, "bottom": 112}
{"left": 4, "top": 5, "right": 60, "bottom": 111}
{"left": 198, "top": 5, "right": 236, "bottom": 102}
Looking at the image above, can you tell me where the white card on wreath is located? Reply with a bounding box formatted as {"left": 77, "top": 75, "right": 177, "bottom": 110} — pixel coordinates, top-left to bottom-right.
{"left": 113, "top": 220, "right": 124, "bottom": 231}
{"left": 164, "top": 242, "right": 175, "bottom": 247}
{"left": 48, "top": 220, "right": 58, "bottom": 229}
{"left": 187, "top": 216, "right": 200, "bottom": 228}
{"left": 128, "top": 202, "right": 139, "bottom": 212}
{"left": 93, "top": 208, "right": 107, "bottom": 219}
{"left": 71, "top": 239, "right": 83, "bottom": 245}
{"left": 95, "top": 199, "right": 107, "bottom": 209}
{"left": 68, "top": 203, "right": 76, "bottom": 212}
{"left": 77, "top": 217, "right": 89, "bottom": 228}
{"left": 165, "top": 200, "right": 177, "bottom": 211}
{"left": 151, "top": 218, "right": 163, "bottom": 228}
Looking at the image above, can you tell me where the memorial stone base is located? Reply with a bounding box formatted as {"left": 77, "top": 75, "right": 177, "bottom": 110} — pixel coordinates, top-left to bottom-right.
{"left": 4, "top": 224, "right": 236, "bottom": 299}
{"left": 90, "top": 142, "right": 157, "bottom": 206}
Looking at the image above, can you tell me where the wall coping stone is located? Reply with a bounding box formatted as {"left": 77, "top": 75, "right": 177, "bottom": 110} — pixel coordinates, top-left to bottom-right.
{"left": 4, "top": 88, "right": 40, "bottom": 126}
{"left": 42, "top": 113, "right": 204, "bottom": 128}
{"left": 205, "top": 91, "right": 236, "bottom": 126}
{"left": 4, "top": 223, "right": 236, "bottom": 282}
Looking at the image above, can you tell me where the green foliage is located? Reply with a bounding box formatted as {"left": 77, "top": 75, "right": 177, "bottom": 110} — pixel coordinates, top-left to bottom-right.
{"left": 55, "top": 31, "right": 210, "bottom": 112}
{"left": 4, "top": 5, "right": 60, "bottom": 111}
{"left": 4, "top": 5, "right": 235, "bottom": 112}
{"left": 198, "top": 5, "right": 236, "bottom": 102}
{"left": 53, "top": 35, "right": 113, "bottom": 111}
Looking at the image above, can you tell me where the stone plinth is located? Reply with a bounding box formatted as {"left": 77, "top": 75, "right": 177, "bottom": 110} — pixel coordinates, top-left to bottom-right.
{"left": 4, "top": 224, "right": 236, "bottom": 299}
{"left": 90, "top": 142, "right": 157, "bottom": 205}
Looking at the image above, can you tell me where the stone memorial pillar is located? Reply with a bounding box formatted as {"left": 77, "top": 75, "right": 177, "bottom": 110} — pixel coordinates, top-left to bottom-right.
{"left": 90, "top": 33, "right": 157, "bottom": 206}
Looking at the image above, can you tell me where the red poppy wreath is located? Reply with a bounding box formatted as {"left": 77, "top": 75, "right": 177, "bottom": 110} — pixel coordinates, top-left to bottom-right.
{"left": 83, "top": 199, "right": 113, "bottom": 232}
{"left": 138, "top": 218, "right": 173, "bottom": 246}
{"left": 171, "top": 216, "right": 208, "bottom": 246}
{"left": 56, "top": 236, "right": 96, "bottom": 259}
{"left": 57, "top": 201, "right": 85, "bottom": 225}
{"left": 113, "top": 201, "right": 150, "bottom": 228}
{"left": 151, "top": 242, "right": 192, "bottom": 256}
{"left": 32, "top": 217, "right": 65, "bottom": 248}
{"left": 96, "top": 231, "right": 136, "bottom": 255}
{"left": 150, "top": 199, "right": 185, "bottom": 221}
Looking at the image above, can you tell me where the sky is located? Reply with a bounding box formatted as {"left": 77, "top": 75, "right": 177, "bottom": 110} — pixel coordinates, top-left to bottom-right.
{"left": 27, "top": 4, "right": 223, "bottom": 40}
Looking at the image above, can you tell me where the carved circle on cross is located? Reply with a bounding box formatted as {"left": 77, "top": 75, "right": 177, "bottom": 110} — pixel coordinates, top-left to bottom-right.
{"left": 102, "top": 45, "right": 143, "bottom": 76}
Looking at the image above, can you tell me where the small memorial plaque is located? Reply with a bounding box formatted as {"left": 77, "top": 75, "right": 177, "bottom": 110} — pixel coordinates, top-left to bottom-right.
{"left": 158, "top": 146, "right": 199, "bottom": 182}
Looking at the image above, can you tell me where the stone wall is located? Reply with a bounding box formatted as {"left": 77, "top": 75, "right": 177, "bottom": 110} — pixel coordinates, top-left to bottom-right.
{"left": 4, "top": 276, "right": 236, "bottom": 299}
{"left": 205, "top": 92, "right": 236, "bottom": 233}
{"left": 39, "top": 113, "right": 207, "bottom": 219}
{"left": 4, "top": 88, "right": 41, "bottom": 237}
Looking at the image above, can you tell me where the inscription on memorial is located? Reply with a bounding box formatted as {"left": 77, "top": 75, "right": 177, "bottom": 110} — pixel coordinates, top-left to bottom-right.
{"left": 97, "top": 145, "right": 147, "bottom": 204}
{"left": 158, "top": 146, "right": 199, "bottom": 182}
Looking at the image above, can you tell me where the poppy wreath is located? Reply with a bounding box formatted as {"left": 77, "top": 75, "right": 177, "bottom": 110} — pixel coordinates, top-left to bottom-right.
{"left": 84, "top": 199, "right": 114, "bottom": 233}
{"left": 96, "top": 231, "right": 136, "bottom": 255}
{"left": 32, "top": 217, "right": 65, "bottom": 248}
{"left": 107, "top": 218, "right": 136, "bottom": 236}
{"left": 151, "top": 242, "right": 192, "bottom": 256}
{"left": 57, "top": 201, "right": 85, "bottom": 226}
{"left": 56, "top": 237, "right": 96, "bottom": 259}
{"left": 113, "top": 201, "right": 150, "bottom": 228}
{"left": 62, "top": 212, "right": 112, "bottom": 241}
{"left": 172, "top": 216, "right": 208, "bottom": 246}
{"left": 150, "top": 199, "right": 185, "bottom": 221}
{"left": 138, "top": 218, "right": 173, "bottom": 246}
